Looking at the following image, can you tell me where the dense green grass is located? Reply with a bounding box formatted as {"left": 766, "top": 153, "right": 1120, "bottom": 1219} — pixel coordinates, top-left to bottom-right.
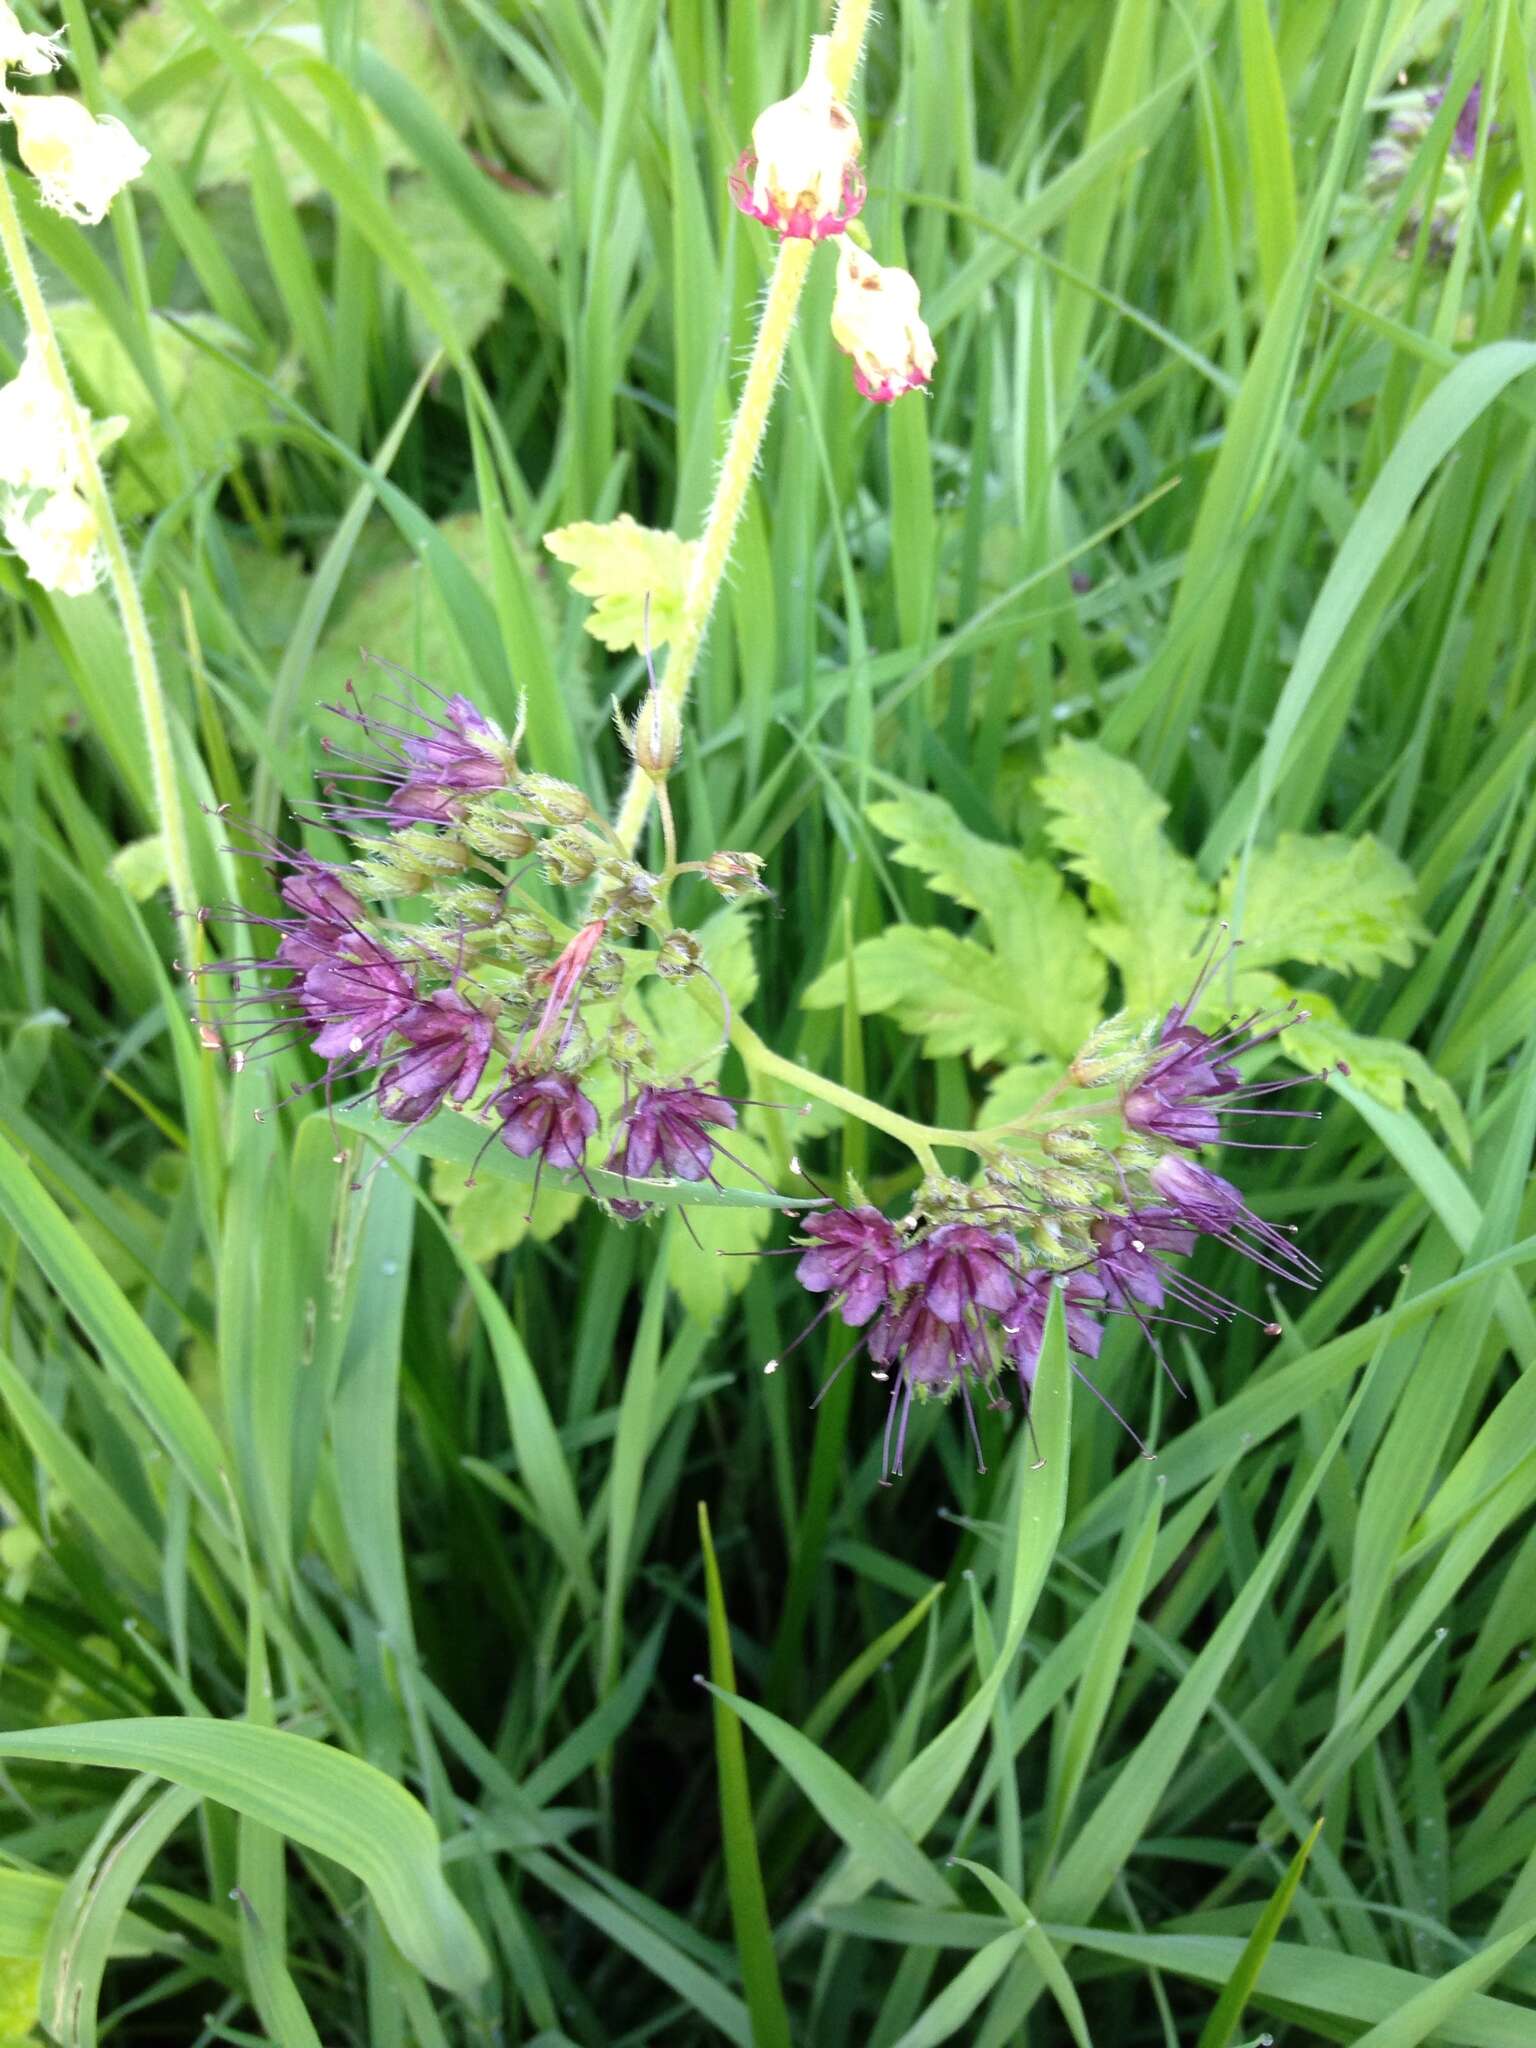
{"left": 1, "top": 0, "right": 1535, "bottom": 2041}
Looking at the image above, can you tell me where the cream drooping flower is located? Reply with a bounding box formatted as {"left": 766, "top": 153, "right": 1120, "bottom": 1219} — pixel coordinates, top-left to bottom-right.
{"left": 0, "top": 332, "right": 79, "bottom": 490}
{"left": 2, "top": 89, "right": 149, "bottom": 225}
{"left": 831, "top": 241, "right": 936, "bottom": 404}
{"left": 3, "top": 484, "right": 103, "bottom": 596}
{"left": 729, "top": 36, "right": 864, "bottom": 240}
{"left": 0, "top": 1, "right": 65, "bottom": 76}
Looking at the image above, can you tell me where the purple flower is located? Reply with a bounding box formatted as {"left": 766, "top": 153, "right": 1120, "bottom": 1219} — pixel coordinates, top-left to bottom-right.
{"left": 795, "top": 1205, "right": 904, "bottom": 1327}
{"left": 321, "top": 683, "right": 510, "bottom": 825}
{"left": 892, "top": 1222, "right": 1018, "bottom": 1324}
{"left": 1123, "top": 947, "right": 1319, "bottom": 1149}
{"left": 1149, "top": 1155, "right": 1319, "bottom": 1289}
{"left": 607, "top": 1084, "right": 738, "bottom": 1185}
{"left": 377, "top": 991, "right": 493, "bottom": 1125}
{"left": 866, "top": 1294, "right": 995, "bottom": 1481}
{"left": 1423, "top": 80, "right": 1483, "bottom": 161}
{"left": 1003, "top": 1269, "right": 1105, "bottom": 1391}
{"left": 494, "top": 1071, "right": 600, "bottom": 1172}
{"left": 1090, "top": 1209, "right": 1197, "bottom": 1314}
{"left": 301, "top": 938, "right": 417, "bottom": 1067}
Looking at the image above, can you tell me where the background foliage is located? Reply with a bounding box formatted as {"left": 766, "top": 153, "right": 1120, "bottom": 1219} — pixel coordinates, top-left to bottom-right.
{"left": 2, "top": 0, "right": 1535, "bottom": 2042}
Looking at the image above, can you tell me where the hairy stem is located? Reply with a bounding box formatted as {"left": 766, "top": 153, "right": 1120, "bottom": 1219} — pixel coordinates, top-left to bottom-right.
{"left": 614, "top": 0, "right": 874, "bottom": 854}
{"left": 0, "top": 170, "right": 202, "bottom": 997}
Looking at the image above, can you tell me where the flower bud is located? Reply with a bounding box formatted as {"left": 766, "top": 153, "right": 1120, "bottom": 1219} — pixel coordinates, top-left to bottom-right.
{"left": 1067, "top": 1013, "right": 1158, "bottom": 1088}
{"left": 2, "top": 90, "right": 149, "bottom": 225}
{"left": 1033, "top": 1164, "right": 1105, "bottom": 1212}
{"left": 702, "top": 849, "right": 770, "bottom": 900}
{"left": 434, "top": 882, "right": 507, "bottom": 932}
{"left": 516, "top": 773, "right": 590, "bottom": 827}
{"left": 831, "top": 240, "right": 936, "bottom": 404}
{"left": 540, "top": 832, "right": 598, "bottom": 887}
{"left": 1027, "top": 1212, "right": 1096, "bottom": 1271}
{"left": 1041, "top": 1122, "right": 1102, "bottom": 1166}
{"left": 357, "top": 824, "right": 468, "bottom": 895}
{"left": 594, "top": 859, "right": 662, "bottom": 932}
{"left": 606, "top": 1014, "right": 655, "bottom": 1069}
{"left": 655, "top": 929, "right": 702, "bottom": 981}
{"left": 504, "top": 911, "right": 559, "bottom": 965}
{"left": 585, "top": 946, "right": 625, "bottom": 1000}
{"left": 620, "top": 691, "right": 682, "bottom": 781}
{"left": 0, "top": 3, "right": 65, "bottom": 74}
{"left": 729, "top": 36, "right": 864, "bottom": 241}
{"left": 457, "top": 799, "right": 535, "bottom": 862}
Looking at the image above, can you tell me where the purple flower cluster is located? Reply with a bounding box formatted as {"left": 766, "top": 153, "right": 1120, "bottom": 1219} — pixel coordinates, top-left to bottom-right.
{"left": 320, "top": 681, "right": 513, "bottom": 826}
{"left": 196, "top": 675, "right": 765, "bottom": 1206}
{"left": 782, "top": 956, "right": 1323, "bottom": 1480}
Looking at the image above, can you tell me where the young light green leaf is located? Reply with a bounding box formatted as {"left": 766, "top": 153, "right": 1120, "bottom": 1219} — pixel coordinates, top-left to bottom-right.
{"left": 803, "top": 927, "right": 1038, "bottom": 1067}
{"left": 1222, "top": 832, "right": 1425, "bottom": 976}
{"left": 853, "top": 788, "right": 1106, "bottom": 1056}
{"left": 1037, "top": 737, "right": 1212, "bottom": 1011}
{"left": 544, "top": 514, "right": 698, "bottom": 653}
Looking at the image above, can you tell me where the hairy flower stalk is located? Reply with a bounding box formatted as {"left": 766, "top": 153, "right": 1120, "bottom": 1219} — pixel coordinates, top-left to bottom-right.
{"left": 612, "top": 0, "right": 873, "bottom": 857}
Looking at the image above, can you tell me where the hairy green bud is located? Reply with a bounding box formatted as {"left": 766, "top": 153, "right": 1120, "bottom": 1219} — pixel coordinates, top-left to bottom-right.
{"left": 702, "top": 849, "right": 770, "bottom": 899}
{"left": 357, "top": 824, "right": 469, "bottom": 896}
{"left": 594, "top": 858, "right": 662, "bottom": 932}
{"left": 517, "top": 773, "right": 590, "bottom": 827}
{"left": 655, "top": 928, "right": 703, "bottom": 981}
{"left": 457, "top": 800, "right": 535, "bottom": 862}
{"left": 1067, "top": 1012, "right": 1158, "bottom": 1088}
{"left": 541, "top": 833, "right": 598, "bottom": 887}
{"left": 1041, "top": 1122, "right": 1102, "bottom": 1166}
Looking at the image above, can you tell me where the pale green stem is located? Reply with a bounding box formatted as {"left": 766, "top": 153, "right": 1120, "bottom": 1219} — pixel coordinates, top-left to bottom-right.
{"left": 613, "top": 0, "right": 874, "bottom": 855}
{"left": 730, "top": 1014, "right": 972, "bottom": 1179}
{"left": 0, "top": 170, "right": 202, "bottom": 994}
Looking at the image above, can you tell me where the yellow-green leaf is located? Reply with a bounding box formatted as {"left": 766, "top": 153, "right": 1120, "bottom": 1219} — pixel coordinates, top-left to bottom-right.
{"left": 544, "top": 514, "right": 698, "bottom": 653}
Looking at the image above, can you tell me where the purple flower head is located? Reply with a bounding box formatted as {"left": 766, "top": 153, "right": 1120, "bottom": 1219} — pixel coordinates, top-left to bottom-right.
{"left": 893, "top": 1222, "right": 1019, "bottom": 1324}
{"left": 1424, "top": 80, "right": 1483, "bottom": 160}
{"left": 1003, "top": 1269, "right": 1105, "bottom": 1392}
{"left": 864, "top": 1291, "right": 996, "bottom": 1481}
{"left": 1090, "top": 1209, "right": 1196, "bottom": 1314}
{"left": 321, "top": 680, "right": 511, "bottom": 826}
{"left": 1149, "top": 1154, "right": 1320, "bottom": 1290}
{"left": 796, "top": 1205, "right": 904, "bottom": 1328}
{"left": 608, "top": 1083, "right": 738, "bottom": 1185}
{"left": 377, "top": 990, "right": 493, "bottom": 1125}
{"left": 1125, "top": 941, "right": 1319, "bottom": 1150}
{"left": 301, "top": 937, "right": 417, "bottom": 1066}
{"left": 280, "top": 866, "right": 367, "bottom": 928}
{"left": 494, "top": 1070, "right": 600, "bottom": 1172}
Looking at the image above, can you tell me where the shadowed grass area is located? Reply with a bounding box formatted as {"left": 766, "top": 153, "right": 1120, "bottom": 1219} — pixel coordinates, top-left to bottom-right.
{"left": 0, "top": 0, "right": 1534, "bottom": 2042}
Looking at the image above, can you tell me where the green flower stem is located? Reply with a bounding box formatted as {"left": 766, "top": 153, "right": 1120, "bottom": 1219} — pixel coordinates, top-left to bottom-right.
{"left": 613, "top": 0, "right": 874, "bottom": 855}
{"left": 728, "top": 1013, "right": 972, "bottom": 1179}
{"left": 0, "top": 170, "right": 201, "bottom": 996}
